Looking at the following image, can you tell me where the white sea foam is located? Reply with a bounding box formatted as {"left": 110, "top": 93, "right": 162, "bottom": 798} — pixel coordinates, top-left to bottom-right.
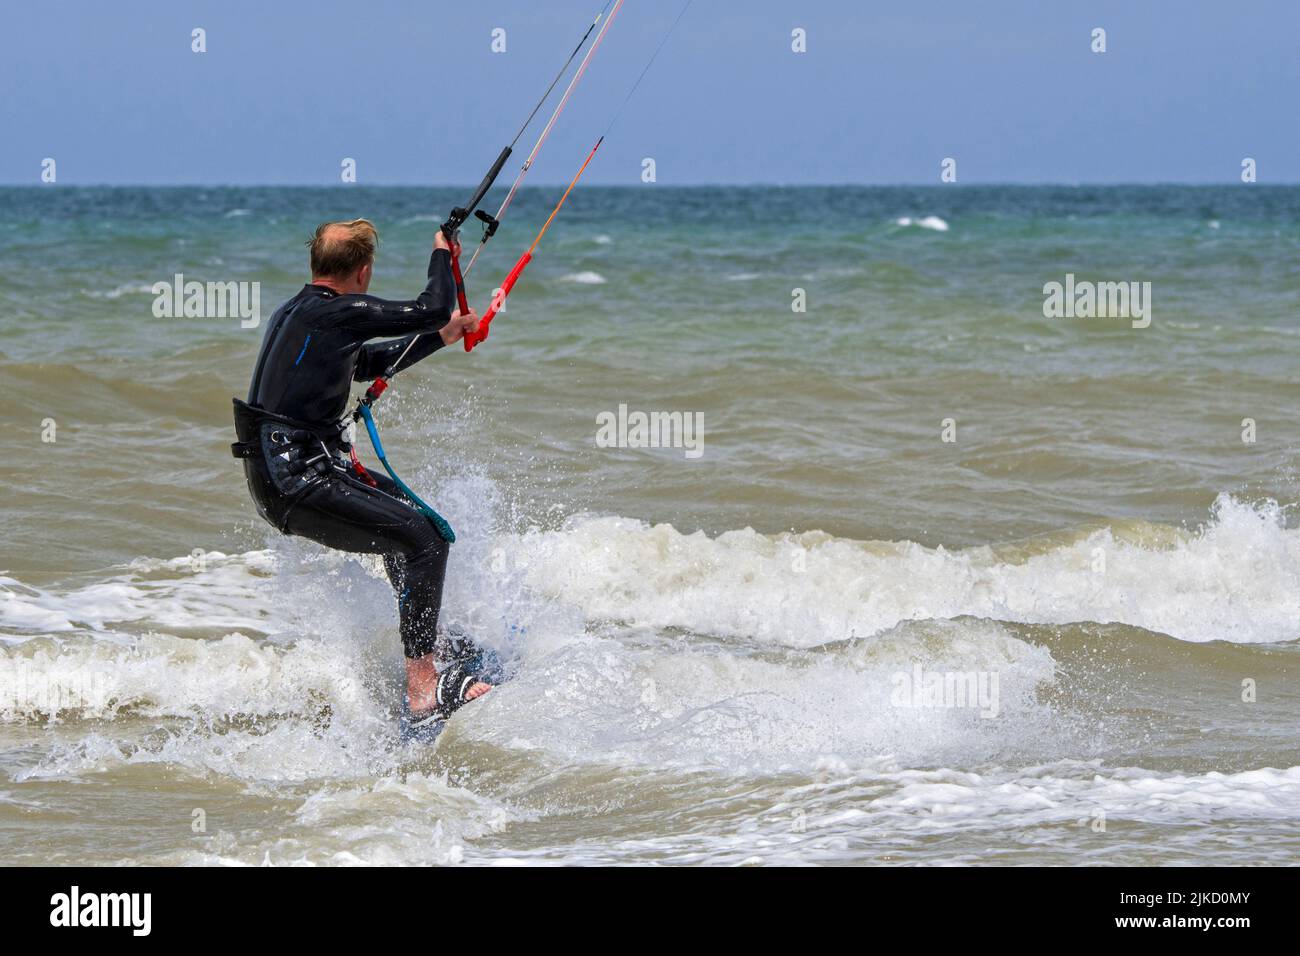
{"left": 2, "top": 493, "right": 1298, "bottom": 865}
{"left": 187, "top": 760, "right": 1300, "bottom": 866}
{"left": 0, "top": 550, "right": 279, "bottom": 636}
{"left": 570, "top": 762, "right": 1300, "bottom": 866}
{"left": 863, "top": 763, "right": 1300, "bottom": 829}
{"left": 4, "top": 495, "right": 1292, "bottom": 657}
{"left": 894, "top": 215, "right": 950, "bottom": 232}
{"left": 0, "top": 631, "right": 376, "bottom": 725}
{"left": 511, "top": 495, "right": 1299, "bottom": 646}
{"left": 1, "top": 497, "right": 1294, "bottom": 775}
{"left": 560, "top": 271, "right": 606, "bottom": 284}
{"left": 81, "top": 283, "right": 157, "bottom": 299}
{"left": 455, "top": 617, "right": 1060, "bottom": 769}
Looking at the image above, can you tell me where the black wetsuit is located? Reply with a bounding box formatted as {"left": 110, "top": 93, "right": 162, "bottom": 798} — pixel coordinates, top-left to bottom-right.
{"left": 234, "top": 249, "right": 456, "bottom": 658}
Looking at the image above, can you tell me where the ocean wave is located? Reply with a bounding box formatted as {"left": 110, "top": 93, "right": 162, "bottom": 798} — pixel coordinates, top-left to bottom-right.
{"left": 0, "top": 630, "right": 374, "bottom": 726}
{"left": 5, "top": 495, "right": 1294, "bottom": 652}
{"left": 512, "top": 495, "right": 1298, "bottom": 646}
{"left": 80, "top": 283, "right": 156, "bottom": 299}
{"left": 0, "top": 550, "right": 279, "bottom": 636}
{"left": 560, "top": 271, "right": 606, "bottom": 284}
{"left": 894, "top": 215, "right": 950, "bottom": 232}
{"left": 2, "top": 495, "right": 1294, "bottom": 782}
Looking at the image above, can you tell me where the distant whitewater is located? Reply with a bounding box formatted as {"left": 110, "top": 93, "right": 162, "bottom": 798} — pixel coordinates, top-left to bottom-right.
{"left": 560, "top": 271, "right": 606, "bottom": 284}
{"left": 894, "top": 215, "right": 949, "bottom": 231}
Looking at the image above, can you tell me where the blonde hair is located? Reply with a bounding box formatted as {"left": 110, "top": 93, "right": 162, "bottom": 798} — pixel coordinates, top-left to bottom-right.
{"left": 308, "top": 219, "right": 379, "bottom": 278}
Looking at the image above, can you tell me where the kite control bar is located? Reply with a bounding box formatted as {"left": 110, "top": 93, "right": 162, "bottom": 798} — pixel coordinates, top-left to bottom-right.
{"left": 440, "top": 144, "right": 512, "bottom": 314}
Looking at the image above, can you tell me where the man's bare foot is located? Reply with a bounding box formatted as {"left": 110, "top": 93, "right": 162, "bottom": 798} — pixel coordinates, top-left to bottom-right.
{"left": 406, "top": 653, "right": 491, "bottom": 714}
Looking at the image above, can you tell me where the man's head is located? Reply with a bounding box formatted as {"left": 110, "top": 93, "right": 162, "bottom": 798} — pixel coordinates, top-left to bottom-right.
{"left": 308, "top": 219, "right": 378, "bottom": 293}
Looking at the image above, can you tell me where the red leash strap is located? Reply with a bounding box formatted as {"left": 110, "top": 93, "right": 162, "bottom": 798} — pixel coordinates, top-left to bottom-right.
{"left": 350, "top": 447, "right": 378, "bottom": 487}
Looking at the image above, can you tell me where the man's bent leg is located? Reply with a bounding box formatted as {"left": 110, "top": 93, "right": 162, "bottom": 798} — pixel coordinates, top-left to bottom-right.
{"left": 381, "top": 541, "right": 449, "bottom": 660}
{"left": 284, "top": 472, "right": 449, "bottom": 646}
{"left": 282, "top": 474, "right": 487, "bottom": 713}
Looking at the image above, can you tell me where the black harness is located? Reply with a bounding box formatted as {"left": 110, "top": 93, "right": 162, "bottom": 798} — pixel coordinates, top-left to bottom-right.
{"left": 231, "top": 398, "right": 353, "bottom": 498}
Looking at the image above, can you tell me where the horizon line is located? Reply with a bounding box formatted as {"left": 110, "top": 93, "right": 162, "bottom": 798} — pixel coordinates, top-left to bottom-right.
{"left": 0, "top": 181, "right": 1293, "bottom": 189}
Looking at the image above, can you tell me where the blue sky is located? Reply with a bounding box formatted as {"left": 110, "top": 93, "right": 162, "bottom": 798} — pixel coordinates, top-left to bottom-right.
{"left": 2, "top": 0, "right": 1296, "bottom": 185}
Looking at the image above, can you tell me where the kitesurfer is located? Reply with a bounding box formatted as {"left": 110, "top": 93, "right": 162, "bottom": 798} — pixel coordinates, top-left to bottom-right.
{"left": 230, "top": 220, "right": 492, "bottom": 733}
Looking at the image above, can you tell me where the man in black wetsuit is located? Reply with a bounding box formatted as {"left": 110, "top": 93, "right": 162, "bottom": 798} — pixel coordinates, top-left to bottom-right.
{"left": 231, "top": 219, "right": 490, "bottom": 729}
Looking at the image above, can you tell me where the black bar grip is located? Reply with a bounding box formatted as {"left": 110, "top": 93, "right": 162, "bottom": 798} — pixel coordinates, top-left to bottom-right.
{"left": 442, "top": 146, "right": 512, "bottom": 236}
{"left": 466, "top": 145, "right": 512, "bottom": 214}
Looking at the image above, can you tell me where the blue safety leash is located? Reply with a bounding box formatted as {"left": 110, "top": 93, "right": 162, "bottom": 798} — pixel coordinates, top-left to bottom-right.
{"left": 357, "top": 403, "right": 456, "bottom": 543}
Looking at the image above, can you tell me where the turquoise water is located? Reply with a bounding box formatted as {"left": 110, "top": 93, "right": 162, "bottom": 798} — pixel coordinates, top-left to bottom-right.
{"left": 0, "top": 186, "right": 1297, "bottom": 865}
